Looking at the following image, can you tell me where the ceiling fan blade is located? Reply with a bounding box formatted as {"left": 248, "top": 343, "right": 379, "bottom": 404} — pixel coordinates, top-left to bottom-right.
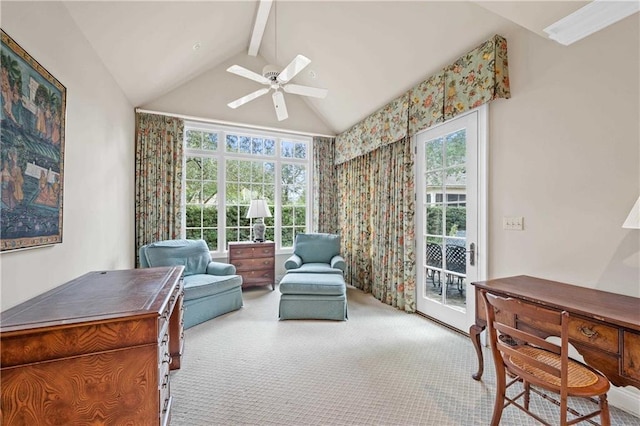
{"left": 272, "top": 91, "right": 288, "bottom": 121}
{"left": 227, "top": 65, "right": 270, "bottom": 85}
{"left": 227, "top": 88, "right": 270, "bottom": 109}
{"left": 283, "top": 84, "right": 328, "bottom": 99}
{"left": 277, "top": 54, "right": 311, "bottom": 84}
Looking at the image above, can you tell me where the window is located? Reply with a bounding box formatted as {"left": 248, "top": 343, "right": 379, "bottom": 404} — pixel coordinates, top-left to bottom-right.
{"left": 183, "top": 123, "right": 312, "bottom": 253}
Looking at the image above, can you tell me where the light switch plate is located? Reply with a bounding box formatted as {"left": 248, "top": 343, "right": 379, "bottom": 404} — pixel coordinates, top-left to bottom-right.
{"left": 503, "top": 216, "right": 524, "bottom": 231}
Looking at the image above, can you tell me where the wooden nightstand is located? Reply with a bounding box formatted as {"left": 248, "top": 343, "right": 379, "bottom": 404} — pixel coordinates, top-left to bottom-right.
{"left": 228, "top": 241, "right": 275, "bottom": 290}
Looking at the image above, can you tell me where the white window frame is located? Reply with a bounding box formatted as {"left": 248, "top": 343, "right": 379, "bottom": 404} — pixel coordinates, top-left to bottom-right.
{"left": 183, "top": 121, "right": 313, "bottom": 255}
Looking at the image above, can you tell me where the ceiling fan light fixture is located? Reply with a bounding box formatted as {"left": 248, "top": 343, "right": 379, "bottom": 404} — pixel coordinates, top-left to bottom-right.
{"left": 262, "top": 64, "right": 280, "bottom": 80}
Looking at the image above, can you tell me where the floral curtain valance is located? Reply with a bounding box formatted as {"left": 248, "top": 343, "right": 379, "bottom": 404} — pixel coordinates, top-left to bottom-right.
{"left": 335, "top": 93, "right": 409, "bottom": 165}
{"left": 408, "top": 72, "right": 445, "bottom": 136}
{"left": 443, "top": 35, "right": 510, "bottom": 121}
{"left": 335, "top": 34, "right": 510, "bottom": 164}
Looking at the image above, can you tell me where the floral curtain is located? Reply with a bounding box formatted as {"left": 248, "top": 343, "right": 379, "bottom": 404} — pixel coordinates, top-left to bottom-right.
{"left": 330, "top": 34, "right": 510, "bottom": 312}
{"left": 336, "top": 138, "right": 416, "bottom": 312}
{"left": 336, "top": 153, "right": 373, "bottom": 293}
{"left": 134, "top": 112, "right": 184, "bottom": 266}
{"left": 312, "top": 136, "right": 339, "bottom": 234}
{"left": 369, "top": 138, "right": 416, "bottom": 311}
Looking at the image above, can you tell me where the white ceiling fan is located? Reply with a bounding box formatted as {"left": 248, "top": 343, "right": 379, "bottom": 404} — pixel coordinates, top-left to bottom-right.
{"left": 226, "top": 54, "right": 328, "bottom": 121}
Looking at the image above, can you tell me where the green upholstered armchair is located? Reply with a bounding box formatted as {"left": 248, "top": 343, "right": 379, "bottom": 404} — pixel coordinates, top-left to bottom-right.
{"left": 139, "top": 239, "right": 243, "bottom": 328}
{"left": 284, "top": 233, "right": 345, "bottom": 274}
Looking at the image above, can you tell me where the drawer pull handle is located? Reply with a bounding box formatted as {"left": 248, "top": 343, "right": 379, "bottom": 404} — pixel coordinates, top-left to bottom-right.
{"left": 579, "top": 326, "right": 598, "bottom": 338}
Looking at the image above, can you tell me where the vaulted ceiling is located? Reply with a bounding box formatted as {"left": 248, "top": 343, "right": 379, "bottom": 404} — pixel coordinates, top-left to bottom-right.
{"left": 63, "top": 1, "right": 594, "bottom": 134}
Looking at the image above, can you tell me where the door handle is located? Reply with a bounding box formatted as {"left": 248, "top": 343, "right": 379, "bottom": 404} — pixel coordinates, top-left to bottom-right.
{"left": 467, "top": 243, "right": 475, "bottom": 266}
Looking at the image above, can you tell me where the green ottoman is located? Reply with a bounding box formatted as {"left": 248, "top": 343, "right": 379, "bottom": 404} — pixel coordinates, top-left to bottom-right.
{"left": 279, "top": 273, "right": 348, "bottom": 320}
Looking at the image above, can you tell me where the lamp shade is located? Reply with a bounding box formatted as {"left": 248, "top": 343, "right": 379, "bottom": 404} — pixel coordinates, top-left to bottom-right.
{"left": 246, "top": 199, "right": 272, "bottom": 219}
{"left": 622, "top": 197, "right": 640, "bottom": 229}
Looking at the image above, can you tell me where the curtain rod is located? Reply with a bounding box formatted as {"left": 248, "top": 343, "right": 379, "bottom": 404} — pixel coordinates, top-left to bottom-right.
{"left": 135, "top": 108, "right": 336, "bottom": 139}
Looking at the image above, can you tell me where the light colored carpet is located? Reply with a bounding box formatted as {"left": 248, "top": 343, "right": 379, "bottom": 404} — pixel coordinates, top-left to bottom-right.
{"left": 169, "top": 285, "right": 639, "bottom": 425}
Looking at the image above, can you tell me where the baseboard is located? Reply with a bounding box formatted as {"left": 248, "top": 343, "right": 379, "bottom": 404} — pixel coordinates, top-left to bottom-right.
{"left": 608, "top": 386, "right": 640, "bottom": 418}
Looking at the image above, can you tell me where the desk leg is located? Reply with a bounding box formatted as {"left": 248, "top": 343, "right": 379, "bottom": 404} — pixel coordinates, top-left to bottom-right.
{"left": 470, "top": 324, "right": 484, "bottom": 381}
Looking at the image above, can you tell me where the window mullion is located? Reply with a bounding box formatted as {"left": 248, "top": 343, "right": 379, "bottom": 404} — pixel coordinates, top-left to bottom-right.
{"left": 275, "top": 138, "right": 282, "bottom": 249}
{"left": 218, "top": 137, "right": 225, "bottom": 253}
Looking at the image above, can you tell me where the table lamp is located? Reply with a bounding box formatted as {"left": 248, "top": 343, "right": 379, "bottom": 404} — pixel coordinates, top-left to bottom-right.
{"left": 622, "top": 196, "right": 640, "bottom": 229}
{"left": 246, "top": 199, "right": 272, "bottom": 242}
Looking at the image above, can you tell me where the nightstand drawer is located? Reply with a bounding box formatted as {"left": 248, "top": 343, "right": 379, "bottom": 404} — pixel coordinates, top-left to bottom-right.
{"left": 242, "top": 269, "right": 275, "bottom": 285}
{"left": 230, "top": 244, "right": 275, "bottom": 260}
{"left": 233, "top": 257, "right": 275, "bottom": 271}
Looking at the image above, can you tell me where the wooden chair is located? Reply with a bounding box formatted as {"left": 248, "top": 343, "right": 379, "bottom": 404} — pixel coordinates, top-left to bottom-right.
{"left": 480, "top": 290, "right": 611, "bottom": 426}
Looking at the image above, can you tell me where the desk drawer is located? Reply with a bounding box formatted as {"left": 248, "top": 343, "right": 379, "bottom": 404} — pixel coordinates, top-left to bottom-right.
{"left": 623, "top": 331, "right": 640, "bottom": 381}
{"left": 568, "top": 317, "right": 618, "bottom": 354}
{"left": 522, "top": 312, "right": 618, "bottom": 354}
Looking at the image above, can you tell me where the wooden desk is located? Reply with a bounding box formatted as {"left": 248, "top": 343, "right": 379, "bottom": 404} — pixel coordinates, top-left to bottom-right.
{"left": 0, "top": 267, "right": 184, "bottom": 425}
{"left": 470, "top": 275, "right": 640, "bottom": 389}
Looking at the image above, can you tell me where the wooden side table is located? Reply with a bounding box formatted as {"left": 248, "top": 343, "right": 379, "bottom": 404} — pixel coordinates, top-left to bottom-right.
{"left": 228, "top": 241, "right": 275, "bottom": 290}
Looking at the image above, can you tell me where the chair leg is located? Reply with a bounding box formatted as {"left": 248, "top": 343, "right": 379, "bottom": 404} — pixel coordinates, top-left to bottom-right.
{"left": 523, "top": 380, "right": 530, "bottom": 411}
{"left": 600, "top": 394, "right": 610, "bottom": 426}
{"left": 491, "top": 374, "right": 506, "bottom": 426}
{"left": 560, "top": 394, "right": 568, "bottom": 426}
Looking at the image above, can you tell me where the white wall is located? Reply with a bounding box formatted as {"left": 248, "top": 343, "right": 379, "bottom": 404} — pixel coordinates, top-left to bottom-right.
{"left": 488, "top": 19, "right": 640, "bottom": 414}
{"left": 489, "top": 16, "right": 640, "bottom": 298}
{"left": 0, "top": 2, "right": 135, "bottom": 310}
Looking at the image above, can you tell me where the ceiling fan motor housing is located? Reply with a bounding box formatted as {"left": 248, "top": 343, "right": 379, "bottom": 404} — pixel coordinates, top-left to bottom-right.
{"left": 262, "top": 64, "right": 281, "bottom": 81}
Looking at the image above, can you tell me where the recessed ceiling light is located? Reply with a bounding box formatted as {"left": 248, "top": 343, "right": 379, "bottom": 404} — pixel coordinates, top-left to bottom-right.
{"left": 544, "top": 0, "right": 640, "bottom": 46}
{"left": 192, "top": 42, "right": 201, "bottom": 51}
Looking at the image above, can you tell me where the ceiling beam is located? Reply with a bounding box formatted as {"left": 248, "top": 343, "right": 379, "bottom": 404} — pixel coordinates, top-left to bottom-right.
{"left": 248, "top": 0, "right": 273, "bottom": 57}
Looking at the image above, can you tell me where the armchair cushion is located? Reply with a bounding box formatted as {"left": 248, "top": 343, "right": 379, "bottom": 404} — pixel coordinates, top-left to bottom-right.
{"left": 142, "top": 239, "right": 211, "bottom": 276}
{"left": 289, "top": 263, "right": 344, "bottom": 274}
{"left": 294, "top": 233, "right": 341, "bottom": 264}
{"left": 183, "top": 274, "right": 243, "bottom": 301}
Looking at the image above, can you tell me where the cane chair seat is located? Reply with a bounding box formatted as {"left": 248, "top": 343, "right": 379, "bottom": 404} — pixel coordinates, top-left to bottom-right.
{"left": 508, "top": 346, "right": 608, "bottom": 392}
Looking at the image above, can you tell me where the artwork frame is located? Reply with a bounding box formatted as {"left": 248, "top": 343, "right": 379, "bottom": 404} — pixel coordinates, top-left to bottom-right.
{"left": 1, "top": 30, "right": 66, "bottom": 252}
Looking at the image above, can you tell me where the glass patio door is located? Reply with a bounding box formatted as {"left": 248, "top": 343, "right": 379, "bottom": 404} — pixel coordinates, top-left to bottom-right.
{"left": 415, "top": 107, "right": 485, "bottom": 333}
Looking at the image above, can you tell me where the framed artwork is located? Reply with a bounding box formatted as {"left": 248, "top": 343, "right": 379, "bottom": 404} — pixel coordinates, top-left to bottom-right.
{"left": 1, "top": 30, "right": 66, "bottom": 252}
